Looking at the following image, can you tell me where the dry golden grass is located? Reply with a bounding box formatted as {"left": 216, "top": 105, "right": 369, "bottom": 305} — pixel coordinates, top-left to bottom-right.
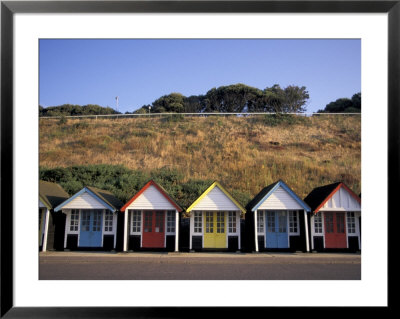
{"left": 39, "top": 114, "right": 361, "bottom": 198}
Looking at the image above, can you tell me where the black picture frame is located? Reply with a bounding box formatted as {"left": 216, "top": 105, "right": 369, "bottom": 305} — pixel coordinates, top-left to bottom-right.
{"left": 1, "top": 0, "right": 396, "bottom": 317}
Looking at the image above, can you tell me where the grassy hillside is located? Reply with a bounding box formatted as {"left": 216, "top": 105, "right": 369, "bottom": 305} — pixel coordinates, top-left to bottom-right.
{"left": 39, "top": 114, "right": 361, "bottom": 205}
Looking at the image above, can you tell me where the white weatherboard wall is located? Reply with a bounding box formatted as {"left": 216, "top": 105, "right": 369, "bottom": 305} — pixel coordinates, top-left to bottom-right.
{"left": 321, "top": 187, "right": 361, "bottom": 211}
{"left": 192, "top": 186, "right": 239, "bottom": 211}
{"left": 62, "top": 192, "right": 108, "bottom": 209}
{"left": 257, "top": 186, "right": 303, "bottom": 210}
{"left": 125, "top": 185, "right": 176, "bottom": 210}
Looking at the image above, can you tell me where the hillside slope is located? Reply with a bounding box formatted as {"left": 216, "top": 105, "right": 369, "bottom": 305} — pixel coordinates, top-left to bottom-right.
{"left": 39, "top": 114, "right": 361, "bottom": 203}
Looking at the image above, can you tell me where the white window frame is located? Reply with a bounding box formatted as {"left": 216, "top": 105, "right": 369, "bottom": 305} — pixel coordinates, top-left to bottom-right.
{"left": 313, "top": 212, "right": 324, "bottom": 234}
{"left": 257, "top": 210, "right": 265, "bottom": 234}
{"left": 347, "top": 211, "right": 356, "bottom": 234}
{"left": 166, "top": 210, "right": 176, "bottom": 234}
{"left": 69, "top": 209, "right": 80, "bottom": 233}
{"left": 288, "top": 210, "right": 300, "bottom": 235}
{"left": 228, "top": 211, "right": 237, "bottom": 234}
{"left": 130, "top": 210, "right": 142, "bottom": 235}
{"left": 193, "top": 211, "right": 203, "bottom": 233}
{"left": 103, "top": 209, "right": 114, "bottom": 233}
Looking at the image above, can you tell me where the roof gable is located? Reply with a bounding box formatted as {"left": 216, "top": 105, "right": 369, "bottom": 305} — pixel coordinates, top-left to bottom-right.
{"left": 186, "top": 181, "right": 246, "bottom": 213}
{"left": 304, "top": 182, "right": 361, "bottom": 213}
{"left": 39, "top": 180, "right": 69, "bottom": 209}
{"left": 54, "top": 187, "right": 120, "bottom": 212}
{"left": 248, "top": 180, "right": 310, "bottom": 212}
{"left": 121, "top": 180, "right": 182, "bottom": 212}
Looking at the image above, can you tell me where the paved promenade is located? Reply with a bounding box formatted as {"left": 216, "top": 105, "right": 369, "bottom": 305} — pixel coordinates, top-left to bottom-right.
{"left": 39, "top": 251, "right": 361, "bottom": 280}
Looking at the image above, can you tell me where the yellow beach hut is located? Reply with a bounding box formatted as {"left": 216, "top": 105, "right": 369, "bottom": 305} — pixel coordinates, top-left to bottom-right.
{"left": 186, "top": 181, "right": 246, "bottom": 251}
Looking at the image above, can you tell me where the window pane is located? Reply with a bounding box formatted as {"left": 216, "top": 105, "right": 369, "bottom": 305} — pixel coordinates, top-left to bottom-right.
{"left": 144, "top": 211, "right": 152, "bottom": 232}
{"left": 347, "top": 212, "right": 356, "bottom": 233}
{"left": 194, "top": 212, "right": 202, "bottom": 233}
{"left": 278, "top": 211, "right": 286, "bottom": 233}
{"left": 131, "top": 210, "right": 141, "bottom": 233}
{"left": 267, "top": 211, "right": 275, "bottom": 232}
{"left": 217, "top": 212, "right": 225, "bottom": 233}
{"left": 325, "top": 213, "right": 334, "bottom": 233}
{"left": 314, "top": 213, "right": 323, "bottom": 233}
{"left": 167, "top": 211, "right": 175, "bottom": 232}
{"left": 206, "top": 212, "right": 213, "bottom": 233}
{"left": 105, "top": 211, "right": 113, "bottom": 232}
{"left": 257, "top": 211, "right": 264, "bottom": 233}
{"left": 81, "top": 210, "right": 90, "bottom": 231}
{"left": 155, "top": 211, "right": 164, "bottom": 233}
{"left": 289, "top": 211, "right": 298, "bottom": 233}
{"left": 228, "top": 211, "right": 236, "bottom": 233}
{"left": 336, "top": 213, "right": 345, "bottom": 233}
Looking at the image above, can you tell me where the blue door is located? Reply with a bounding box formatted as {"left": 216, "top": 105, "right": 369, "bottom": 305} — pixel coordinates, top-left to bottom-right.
{"left": 79, "top": 210, "right": 103, "bottom": 247}
{"left": 265, "top": 211, "right": 289, "bottom": 248}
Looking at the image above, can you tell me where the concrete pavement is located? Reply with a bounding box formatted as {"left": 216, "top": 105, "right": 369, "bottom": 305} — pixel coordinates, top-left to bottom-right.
{"left": 39, "top": 251, "right": 361, "bottom": 280}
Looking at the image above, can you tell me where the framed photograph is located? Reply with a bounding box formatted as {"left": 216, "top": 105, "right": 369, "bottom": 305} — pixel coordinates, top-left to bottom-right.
{"left": 1, "top": 0, "right": 396, "bottom": 317}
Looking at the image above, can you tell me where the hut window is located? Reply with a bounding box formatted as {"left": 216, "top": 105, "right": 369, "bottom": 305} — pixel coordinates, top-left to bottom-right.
{"left": 81, "top": 211, "right": 91, "bottom": 231}
{"left": 70, "top": 209, "right": 79, "bottom": 231}
{"left": 347, "top": 212, "right": 356, "bottom": 234}
{"left": 266, "top": 211, "right": 275, "bottom": 233}
{"left": 217, "top": 212, "right": 225, "bottom": 233}
{"left": 104, "top": 211, "right": 113, "bottom": 232}
{"left": 93, "top": 210, "right": 102, "bottom": 231}
{"left": 144, "top": 211, "right": 152, "bottom": 232}
{"left": 205, "top": 212, "right": 214, "bottom": 233}
{"left": 257, "top": 211, "right": 264, "bottom": 233}
{"left": 155, "top": 211, "right": 164, "bottom": 233}
{"left": 167, "top": 211, "right": 175, "bottom": 233}
{"left": 336, "top": 213, "right": 345, "bottom": 233}
{"left": 325, "top": 213, "right": 334, "bottom": 233}
{"left": 228, "top": 211, "right": 236, "bottom": 233}
{"left": 131, "top": 210, "right": 141, "bottom": 233}
{"left": 194, "top": 212, "right": 202, "bottom": 233}
{"left": 314, "top": 213, "right": 323, "bottom": 233}
{"left": 278, "top": 211, "right": 287, "bottom": 233}
{"left": 289, "top": 211, "right": 298, "bottom": 233}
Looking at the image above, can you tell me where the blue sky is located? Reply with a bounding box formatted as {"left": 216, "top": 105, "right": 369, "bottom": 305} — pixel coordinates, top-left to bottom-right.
{"left": 39, "top": 39, "right": 360, "bottom": 113}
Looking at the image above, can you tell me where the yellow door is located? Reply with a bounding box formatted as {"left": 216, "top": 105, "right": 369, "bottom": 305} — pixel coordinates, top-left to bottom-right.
{"left": 203, "top": 211, "right": 226, "bottom": 248}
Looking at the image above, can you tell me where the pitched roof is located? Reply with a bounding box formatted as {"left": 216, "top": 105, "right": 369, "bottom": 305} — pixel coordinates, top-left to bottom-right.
{"left": 186, "top": 181, "right": 246, "bottom": 214}
{"left": 54, "top": 186, "right": 123, "bottom": 212}
{"left": 246, "top": 181, "right": 279, "bottom": 211}
{"left": 246, "top": 180, "right": 311, "bottom": 212}
{"left": 86, "top": 186, "right": 124, "bottom": 211}
{"left": 39, "top": 180, "right": 69, "bottom": 209}
{"left": 121, "top": 180, "right": 182, "bottom": 212}
{"left": 304, "top": 182, "right": 360, "bottom": 213}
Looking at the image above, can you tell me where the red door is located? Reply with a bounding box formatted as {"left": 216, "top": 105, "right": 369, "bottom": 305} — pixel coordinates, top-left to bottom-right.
{"left": 324, "top": 212, "right": 347, "bottom": 248}
{"left": 142, "top": 211, "right": 165, "bottom": 248}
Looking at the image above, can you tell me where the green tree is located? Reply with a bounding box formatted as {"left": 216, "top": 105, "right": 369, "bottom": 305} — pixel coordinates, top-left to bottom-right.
{"left": 151, "top": 93, "right": 185, "bottom": 113}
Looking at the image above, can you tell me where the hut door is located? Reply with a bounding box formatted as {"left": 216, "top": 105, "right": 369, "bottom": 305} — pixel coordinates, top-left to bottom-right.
{"left": 204, "top": 212, "right": 226, "bottom": 248}
{"left": 324, "top": 212, "right": 347, "bottom": 248}
{"left": 79, "top": 210, "right": 103, "bottom": 247}
{"left": 142, "top": 211, "right": 165, "bottom": 248}
{"left": 265, "top": 211, "right": 289, "bottom": 248}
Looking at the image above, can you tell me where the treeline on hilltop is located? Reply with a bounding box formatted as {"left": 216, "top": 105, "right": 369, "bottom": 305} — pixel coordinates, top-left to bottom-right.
{"left": 132, "top": 83, "right": 310, "bottom": 114}
{"left": 39, "top": 165, "right": 251, "bottom": 210}
{"left": 39, "top": 83, "right": 361, "bottom": 116}
{"left": 39, "top": 104, "right": 121, "bottom": 117}
{"left": 317, "top": 92, "right": 361, "bottom": 113}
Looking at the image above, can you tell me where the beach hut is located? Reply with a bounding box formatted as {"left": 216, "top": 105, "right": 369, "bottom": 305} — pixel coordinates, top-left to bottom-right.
{"left": 39, "top": 180, "right": 69, "bottom": 251}
{"left": 186, "top": 181, "right": 246, "bottom": 251}
{"left": 246, "top": 180, "right": 311, "bottom": 252}
{"left": 304, "top": 182, "right": 361, "bottom": 251}
{"left": 54, "top": 186, "right": 123, "bottom": 250}
{"left": 120, "top": 180, "right": 182, "bottom": 252}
